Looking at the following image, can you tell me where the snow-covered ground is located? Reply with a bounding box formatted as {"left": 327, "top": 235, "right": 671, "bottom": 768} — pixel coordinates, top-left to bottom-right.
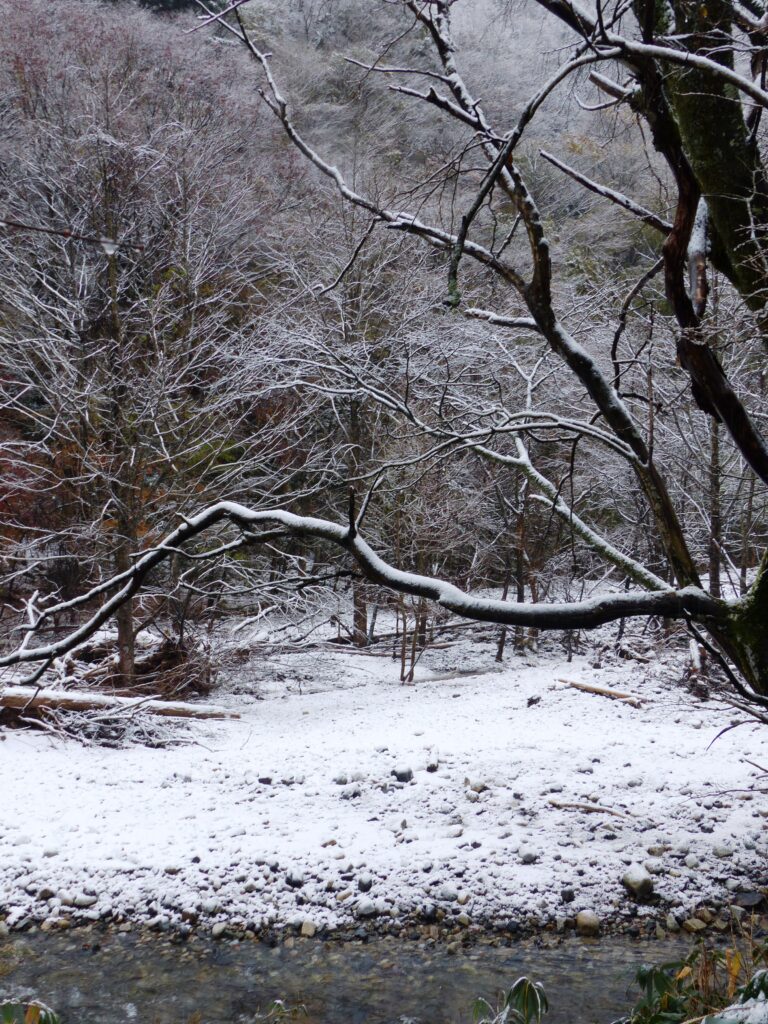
{"left": 0, "top": 630, "right": 766, "bottom": 939}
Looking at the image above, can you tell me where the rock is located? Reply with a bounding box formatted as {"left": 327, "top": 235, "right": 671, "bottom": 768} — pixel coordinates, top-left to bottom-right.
{"left": 696, "top": 908, "right": 714, "bottom": 924}
{"left": 356, "top": 898, "right": 377, "bottom": 918}
{"left": 164, "top": 865, "right": 181, "bottom": 876}
{"left": 733, "top": 891, "right": 765, "bottom": 910}
{"left": 457, "top": 912, "right": 471, "bottom": 927}
{"left": 575, "top": 910, "right": 601, "bottom": 937}
{"left": 622, "top": 863, "right": 654, "bottom": 901}
{"left": 358, "top": 874, "right": 373, "bottom": 893}
{"left": 644, "top": 858, "right": 665, "bottom": 876}
{"left": 468, "top": 780, "right": 488, "bottom": 794}
{"left": 300, "top": 920, "right": 317, "bottom": 938}
{"left": 37, "top": 887, "right": 55, "bottom": 901}
{"left": 0, "top": 922, "right": 9, "bottom": 938}
{"left": 683, "top": 917, "right": 708, "bottom": 933}
{"left": 73, "top": 894, "right": 98, "bottom": 909}
{"left": 519, "top": 848, "right": 538, "bottom": 865}
{"left": 457, "top": 892, "right": 470, "bottom": 906}
{"left": 333, "top": 774, "right": 348, "bottom": 786}
{"left": 712, "top": 843, "right": 734, "bottom": 858}
{"left": 561, "top": 887, "right": 575, "bottom": 904}
{"left": 684, "top": 854, "right": 700, "bottom": 869}
{"left": 392, "top": 767, "right": 413, "bottom": 783}
{"left": 211, "top": 922, "right": 227, "bottom": 939}
{"left": 446, "top": 826, "right": 463, "bottom": 838}
{"left": 666, "top": 913, "right": 681, "bottom": 933}
{"left": 437, "top": 885, "right": 458, "bottom": 902}
{"left": 286, "top": 870, "right": 305, "bottom": 889}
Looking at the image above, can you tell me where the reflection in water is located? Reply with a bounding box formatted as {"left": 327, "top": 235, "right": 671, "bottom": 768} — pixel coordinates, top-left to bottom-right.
{"left": 1, "top": 930, "right": 693, "bottom": 1024}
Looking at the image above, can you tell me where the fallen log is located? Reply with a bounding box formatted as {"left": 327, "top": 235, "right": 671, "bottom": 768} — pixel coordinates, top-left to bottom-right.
{"left": 556, "top": 678, "right": 644, "bottom": 708}
{"left": 548, "top": 798, "right": 630, "bottom": 818}
{"left": 0, "top": 686, "right": 239, "bottom": 721}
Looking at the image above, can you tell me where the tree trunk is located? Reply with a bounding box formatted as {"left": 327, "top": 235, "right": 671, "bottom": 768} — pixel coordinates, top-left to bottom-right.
{"left": 708, "top": 418, "right": 722, "bottom": 600}
{"left": 114, "top": 537, "right": 135, "bottom": 688}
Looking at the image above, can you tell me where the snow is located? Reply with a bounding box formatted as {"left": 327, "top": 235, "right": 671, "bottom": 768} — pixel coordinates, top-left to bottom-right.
{"left": 0, "top": 634, "right": 766, "bottom": 936}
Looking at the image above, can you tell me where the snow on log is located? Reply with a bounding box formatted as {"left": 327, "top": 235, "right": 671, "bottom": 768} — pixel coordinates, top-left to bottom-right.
{"left": 0, "top": 687, "right": 240, "bottom": 721}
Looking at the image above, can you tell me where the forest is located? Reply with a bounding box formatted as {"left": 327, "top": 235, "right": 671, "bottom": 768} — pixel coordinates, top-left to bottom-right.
{"left": 0, "top": 1, "right": 767, "bottom": 1022}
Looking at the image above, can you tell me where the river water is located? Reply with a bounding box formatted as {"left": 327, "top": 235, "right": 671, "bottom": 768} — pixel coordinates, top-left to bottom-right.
{"left": 0, "top": 930, "right": 694, "bottom": 1024}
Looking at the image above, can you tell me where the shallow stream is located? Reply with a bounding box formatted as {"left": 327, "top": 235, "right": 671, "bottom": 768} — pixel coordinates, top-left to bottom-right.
{"left": 0, "top": 930, "right": 694, "bottom": 1024}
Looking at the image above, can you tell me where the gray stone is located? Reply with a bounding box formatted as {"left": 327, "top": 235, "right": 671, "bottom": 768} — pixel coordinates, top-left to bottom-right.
{"left": 358, "top": 874, "right": 373, "bottom": 893}
{"left": 300, "top": 919, "right": 317, "bottom": 938}
{"left": 685, "top": 854, "right": 700, "bottom": 869}
{"left": 211, "top": 922, "right": 227, "bottom": 939}
{"left": 520, "top": 848, "right": 538, "bottom": 865}
{"left": 392, "top": 767, "right": 413, "bottom": 783}
{"left": 666, "top": 913, "right": 681, "bottom": 933}
{"left": 286, "top": 869, "right": 305, "bottom": 889}
{"left": 622, "top": 863, "right": 654, "bottom": 901}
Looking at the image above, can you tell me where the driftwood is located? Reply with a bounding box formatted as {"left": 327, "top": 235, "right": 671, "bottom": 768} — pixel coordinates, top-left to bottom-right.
{"left": 0, "top": 687, "right": 239, "bottom": 720}
{"left": 557, "top": 677, "right": 644, "bottom": 708}
{"left": 548, "top": 798, "right": 629, "bottom": 818}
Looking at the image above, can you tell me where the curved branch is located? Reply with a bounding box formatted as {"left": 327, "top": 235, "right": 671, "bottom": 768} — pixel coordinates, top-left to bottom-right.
{"left": 0, "top": 502, "right": 725, "bottom": 671}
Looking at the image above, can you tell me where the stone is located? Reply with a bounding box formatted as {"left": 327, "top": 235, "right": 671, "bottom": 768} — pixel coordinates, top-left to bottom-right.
{"left": 622, "top": 863, "right": 654, "bottom": 901}
{"left": 713, "top": 843, "right": 734, "bottom": 858}
{"left": 0, "top": 922, "right": 9, "bottom": 938}
{"left": 392, "top": 767, "right": 413, "bottom": 784}
{"left": 437, "top": 885, "right": 458, "bottom": 902}
{"left": 684, "top": 854, "right": 700, "bottom": 869}
{"left": 666, "top": 913, "right": 681, "bottom": 933}
{"left": 683, "top": 917, "right": 708, "bottom": 933}
{"left": 358, "top": 874, "right": 373, "bottom": 893}
{"left": 286, "top": 869, "right": 305, "bottom": 889}
{"left": 37, "top": 887, "right": 55, "bottom": 901}
{"left": 300, "top": 920, "right": 317, "bottom": 938}
{"left": 561, "top": 887, "right": 575, "bottom": 904}
{"left": 575, "top": 910, "right": 601, "bottom": 937}
{"left": 520, "top": 848, "right": 538, "bottom": 865}
{"left": 333, "top": 774, "right": 348, "bottom": 786}
{"left": 356, "top": 898, "right": 377, "bottom": 918}
{"left": 73, "top": 894, "right": 98, "bottom": 909}
{"left": 696, "top": 908, "right": 714, "bottom": 924}
{"left": 211, "top": 922, "right": 227, "bottom": 939}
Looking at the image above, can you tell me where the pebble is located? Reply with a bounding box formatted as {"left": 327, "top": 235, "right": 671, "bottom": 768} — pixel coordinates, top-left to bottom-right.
{"left": 684, "top": 854, "right": 699, "bottom": 869}
{"left": 713, "top": 843, "right": 734, "bottom": 858}
{"left": 683, "top": 917, "right": 708, "bottom": 933}
{"left": 73, "top": 894, "right": 98, "bottom": 909}
{"left": 300, "top": 920, "right": 317, "bottom": 938}
{"left": 358, "top": 874, "right": 373, "bottom": 893}
{"left": 392, "top": 767, "right": 413, "bottom": 784}
{"left": 356, "top": 898, "right": 377, "bottom": 918}
{"left": 622, "top": 863, "right": 654, "bottom": 901}
{"left": 575, "top": 910, "right": 601, "bottom": 937}
{"left": 211, "top": 922, "right": 227, "bottom": 939}
{"left": 286, "top": 870, "right": 305, "bottom": 889}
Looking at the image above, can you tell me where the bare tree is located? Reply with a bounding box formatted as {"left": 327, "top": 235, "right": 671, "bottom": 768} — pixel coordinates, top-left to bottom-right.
{"left": 3, "top": 0, "right": 768, "bottom": 712}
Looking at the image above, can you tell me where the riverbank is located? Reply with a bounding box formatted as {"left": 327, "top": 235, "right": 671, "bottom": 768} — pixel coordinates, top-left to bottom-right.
{"left": 1, "top": 632, "right": 766, "bottom": 943}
